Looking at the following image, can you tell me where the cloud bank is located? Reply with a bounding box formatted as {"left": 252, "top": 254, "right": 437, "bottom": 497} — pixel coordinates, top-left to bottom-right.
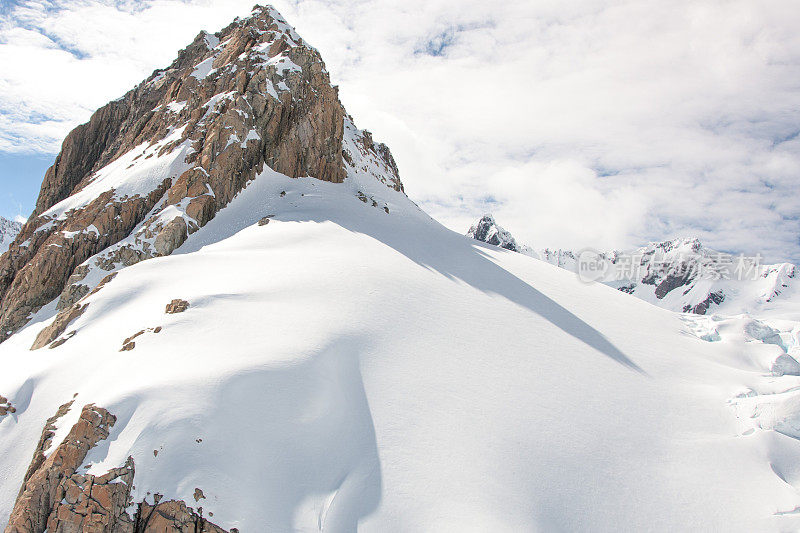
{"left": 1, "top": 0, "right": 799, "bottom": 261}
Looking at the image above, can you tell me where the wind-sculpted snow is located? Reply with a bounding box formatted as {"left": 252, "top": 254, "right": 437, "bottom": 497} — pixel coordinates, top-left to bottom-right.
{"left": 3, "top": 167, "right": 800, "bottom": 530}
{"left": 180, "top": 169, "right": 637, "bottom": 371}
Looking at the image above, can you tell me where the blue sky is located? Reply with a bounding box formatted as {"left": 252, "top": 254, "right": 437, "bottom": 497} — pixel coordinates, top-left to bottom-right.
{"left": 0, "top": 152, "right": 53, "bottom": 221}
{"left": 1, "top": 0, "right": 799, "bottom": 262}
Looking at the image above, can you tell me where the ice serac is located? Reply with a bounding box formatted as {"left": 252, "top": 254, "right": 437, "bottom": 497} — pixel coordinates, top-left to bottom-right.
{"left": 0, "top": 4, "right": 401, "bottom": 342}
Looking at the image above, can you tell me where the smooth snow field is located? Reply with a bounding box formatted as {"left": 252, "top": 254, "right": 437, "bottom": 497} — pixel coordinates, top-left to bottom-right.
{"left": 2, "top": 167, "right": 800, "bottom": 531}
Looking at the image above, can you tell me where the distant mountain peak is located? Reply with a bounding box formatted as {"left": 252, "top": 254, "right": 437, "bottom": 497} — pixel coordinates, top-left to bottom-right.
{"left": 647, "top": 236, "right": 703, "bottom": 254}
{"left": 0, "top": 216, "right": 22, "bottom": 255}
{"left": 467, "top": 214, "right": 520, "bottom": 252}
{"left": 467, "top": 214, "right": 798, "bottom": 316}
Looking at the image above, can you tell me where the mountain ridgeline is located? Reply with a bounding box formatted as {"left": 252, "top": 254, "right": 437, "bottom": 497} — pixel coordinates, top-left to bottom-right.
{"left": 468, "top": 214, "right": 797, "bottom": 316}
{"left": 1, "top": 5, "right": 407, "bottom": 532}
{"left": 3, "top": 6, "right": 800, "bottom": 533}
{"left": 0, "top": 5, "right": 401, "bottom": 343}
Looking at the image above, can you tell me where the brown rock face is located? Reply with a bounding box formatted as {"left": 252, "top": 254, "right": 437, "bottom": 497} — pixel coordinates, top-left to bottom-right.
{"left": 7, "top": 403, "right": 118, "bottom": 532}
{"left": 153, "top": 218, "right": 188, "bottom": 256}
{"left": 0, "top": 181, "right": 170, "bottom": 342}
{"left": 32, "top": 101, "right": 131, "bottom": 219}
{"left": 44, "top": 456, "right": 135, "bottom": 533}
{"left": 30, "top": 272, "right": 118, "bottom": 351}
{"left": 0, "top": 5, "right": 402, "bottom": 342}
{"left": 30, "top": 303, "right": 87, "bottom": 350}
{"left": 6, "top": 403, "right": 230, "bottom": 533}
{"left": 133, "top": 498, "right": 228, "bottom": 533}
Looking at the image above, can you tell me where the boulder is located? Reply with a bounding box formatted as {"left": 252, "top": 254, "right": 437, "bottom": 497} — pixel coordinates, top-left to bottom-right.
{"left": 154, "top": 218, "right": 188, "bottom": 256}
{"left": 165, "top": 299, "right": 190, "bottom": 314}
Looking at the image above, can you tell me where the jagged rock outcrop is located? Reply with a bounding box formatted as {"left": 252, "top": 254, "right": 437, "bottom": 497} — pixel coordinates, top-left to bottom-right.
{"left": 30, "top": 303, "right": 87, "bottom": 350}
{"left": 6, "top": 402, "right": 230, "bottom": 533}
{"left": 0, "top": 5, "right": 402, "bottom": 343}
{"left": 7, "top": 402, "right": 116, "bottom": 532}
{"left": 684, "top": 290, "right": 725, "bottom": 314}
{"left": 31, "top": 272, "right": 117, "bottom": 350}
{"left": 132, "top": 498, "right": 230, "bottom": 533}
{"left": 467, "top": 215, "right": 520, "bottom": 252}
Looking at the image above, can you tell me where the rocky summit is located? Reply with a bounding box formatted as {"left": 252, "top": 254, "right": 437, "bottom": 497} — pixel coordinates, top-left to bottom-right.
{"left": 0, "top": 4, "right": 401, "bottom": 343}
{"left": 466, "top": 214, "right": 519, "bottom": 252}
{"left": 0, "top": 6, "right": 409, "bottom": 530}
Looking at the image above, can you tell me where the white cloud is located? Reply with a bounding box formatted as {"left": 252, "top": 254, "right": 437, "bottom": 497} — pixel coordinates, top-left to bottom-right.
{"left": 1, "top": 0, "right": 799, "bottom": 261}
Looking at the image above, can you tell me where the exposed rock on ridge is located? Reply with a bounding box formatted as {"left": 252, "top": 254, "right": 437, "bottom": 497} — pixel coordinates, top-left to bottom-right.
{"left": 6, "top": 402, "right": 230, "bottom": 533}
{"left": 0, "top": 5, "right": 403, "bottom": 342}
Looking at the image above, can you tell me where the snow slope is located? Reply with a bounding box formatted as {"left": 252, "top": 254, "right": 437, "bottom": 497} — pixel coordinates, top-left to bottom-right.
{"left": 3, "top": 165, "right": 800, "bottom": 531}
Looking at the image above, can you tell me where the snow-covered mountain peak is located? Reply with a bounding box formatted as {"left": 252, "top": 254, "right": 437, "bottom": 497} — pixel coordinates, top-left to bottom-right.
{"left": 0, "top": 216, "right": 22, "bottom": 255}
{"left": 6, "top": 8, "right": 800, "bottom": 533}
{"left": 0, "top": 5, "right": 403, "bottom": 343}
{"left": 467, "top": 214, "right": 521, "bottom": 252}
{"left": 468, "top": 214, "right": 799, "bottom": 317}
{"left": 194, "top": 3, "right": 310, "bottom": 74}
{"left": 240, "top": 4, "right": 305, "bottom": 42}
{"left": 646, "top": 236, "right": 703, "bottom": 254}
